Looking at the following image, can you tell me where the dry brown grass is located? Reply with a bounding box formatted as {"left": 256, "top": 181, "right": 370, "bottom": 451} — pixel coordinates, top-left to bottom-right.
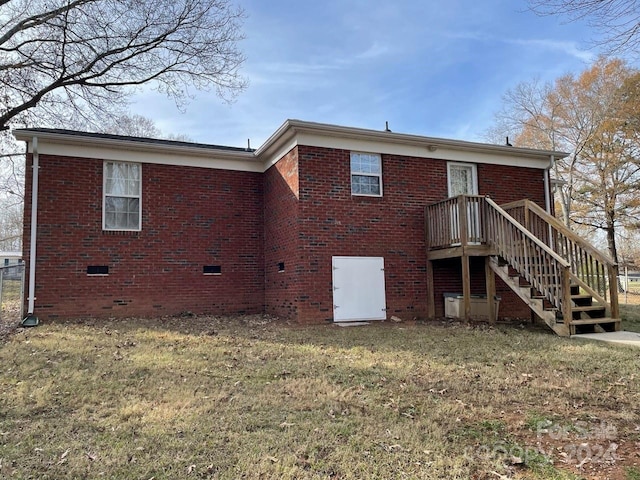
{"left": 0, "top": 279, "right": 22, "bottom": 322}
{"left": 1, "top": 315, "right": 639, "bottom": 479}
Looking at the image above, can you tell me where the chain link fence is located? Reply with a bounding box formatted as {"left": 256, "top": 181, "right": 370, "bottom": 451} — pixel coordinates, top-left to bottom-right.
{"left": 0, "top": 263, "right": 25, "bottom": 324}
{"left": 619, "top": 274, "right": 640, "bottom": 305}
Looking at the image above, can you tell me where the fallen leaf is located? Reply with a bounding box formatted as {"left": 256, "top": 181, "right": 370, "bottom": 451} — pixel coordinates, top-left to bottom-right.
{"left": 57, "top": 449, "right": 69, "bottom": 464}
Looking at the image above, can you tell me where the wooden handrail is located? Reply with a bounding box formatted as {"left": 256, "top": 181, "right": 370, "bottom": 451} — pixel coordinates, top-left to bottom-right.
{"left": 425, "top": 195, "right": 488, "bottom": 249}
{"left": 484, "top": 198, "right": 570, "bottom": 267}
{"left": 425, "top": 195, "right": 619, "bottom": 323}
{"left": 483, "top": 197, "right": 571, "bottom": 313}
{"left": 501, "top": 200, "right": 616, "bottom": 266}
{"left": 502, "top": 199, "right": 618, "bottom": 313}
{"left": 426, "top": 195, "right": 572, "bottom": 314}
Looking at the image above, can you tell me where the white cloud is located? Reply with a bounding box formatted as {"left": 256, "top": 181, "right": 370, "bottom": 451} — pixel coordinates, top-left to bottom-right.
{"left": 511, "top": 38, "right": 596, "bottom": 63}
{"left": 126, "top": 0, "right": 603, "bottom": 147}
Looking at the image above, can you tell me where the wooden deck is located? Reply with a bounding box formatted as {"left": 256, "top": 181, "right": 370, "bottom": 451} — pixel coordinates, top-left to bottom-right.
{"left": 425, "top": 195, "right": 620, "bottom": 336}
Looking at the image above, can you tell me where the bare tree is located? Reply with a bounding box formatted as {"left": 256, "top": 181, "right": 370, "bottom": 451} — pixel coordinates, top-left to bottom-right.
{"left": 0, "top": 0, "right": 243, "bottom": 249}
{"left": 528, "top": 0, "right": 640, "bottom": 55}
{"left": 0, "top": 0, "right": 246, "bottom": 131}
{"left": 1, "top": 111, "right": 191, "bottom": 253}
{"left": 488, "top": 58, "right": 640, "bottom": 264}
{"left": 0, "top": 132, "right": 24, "bottom": 251}
{"left": 97, "top": 114, "right": 162, "bottom": 138}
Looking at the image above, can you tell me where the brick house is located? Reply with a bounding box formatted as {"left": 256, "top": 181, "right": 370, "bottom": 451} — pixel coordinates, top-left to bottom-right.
{"left": 13, "top": 120, "right": 620, "bottom": 335}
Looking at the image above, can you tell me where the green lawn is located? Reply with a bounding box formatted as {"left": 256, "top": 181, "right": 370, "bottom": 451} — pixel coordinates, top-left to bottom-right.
{"left": 1, "top": 316, "right": 639, "bottom": 479}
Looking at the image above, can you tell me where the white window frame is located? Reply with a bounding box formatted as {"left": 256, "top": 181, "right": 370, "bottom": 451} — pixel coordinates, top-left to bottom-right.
{"left": 447, "top": 162, "right": 478, "bottom": 197}
{"left": 350, "top": 152, "right": 383, "bottom": 197}
{"left": 103, "top": 161, "right": 142, "bottom": 231}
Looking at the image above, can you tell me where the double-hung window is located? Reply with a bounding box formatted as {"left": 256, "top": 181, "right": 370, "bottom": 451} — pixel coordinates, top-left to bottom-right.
{"left": 103, "top": 161, "right": 141, "bottom": 231}
{"left": 351, "top": 152, "right": 382, "bottom": 196}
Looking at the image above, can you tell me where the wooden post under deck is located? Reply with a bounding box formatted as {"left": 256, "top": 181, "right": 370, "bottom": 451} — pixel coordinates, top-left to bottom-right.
{"left": 424, "top": 205, "right": 436, "bottom": 320}
{"left": 459, "top": 196, "right": 471, "bottom": 320}
{"left": 485, "top": 257, "right": 496, "bottom": 323}
{"left": 426, "top": 260, "right": 435, "bottom": 319}
{"left": 462, "top": 255, "right": 471, "bottom": 320}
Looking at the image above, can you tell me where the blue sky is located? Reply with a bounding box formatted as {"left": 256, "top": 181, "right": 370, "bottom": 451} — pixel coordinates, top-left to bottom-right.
{"left": 131, "top": 0, "right": 603, "bottom": 148}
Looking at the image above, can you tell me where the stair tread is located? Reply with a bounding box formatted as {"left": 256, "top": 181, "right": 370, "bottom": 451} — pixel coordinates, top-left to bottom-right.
{"left": 572, "top": 305, "right": 606, "bottom": 312}
{"left": 570, "top": 317, "right": 621, "bottom": 326}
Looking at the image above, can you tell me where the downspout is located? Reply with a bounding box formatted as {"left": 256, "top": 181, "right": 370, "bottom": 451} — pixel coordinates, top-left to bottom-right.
{"left": 544, "top": 154, "right": 555, "bottom": 253}
{"left": 544, "top": 155, "right": 554, "bottom": 215}
{"left": 24, "top": 136, "right": 39, "bottom": 323}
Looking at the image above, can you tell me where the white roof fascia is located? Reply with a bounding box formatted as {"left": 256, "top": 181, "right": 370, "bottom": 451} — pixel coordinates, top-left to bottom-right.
{"left": 14, "top": 121, "right": 569, "bottom": 173}
{"left": 13, "top": 129, "right": 262, "bottom": 173}
{"left": 257, "top": 119, "right": 568, "bottom": 169}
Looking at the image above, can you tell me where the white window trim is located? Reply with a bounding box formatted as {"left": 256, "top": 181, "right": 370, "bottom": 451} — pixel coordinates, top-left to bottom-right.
{"left": 447, "top": 162, "right": 478, "bottom": 197}
{"left": 350, "top": 152, "right": 383, "bottom": 197}
{"left": 102, "top": 161, "right": 142, "bottom": 232}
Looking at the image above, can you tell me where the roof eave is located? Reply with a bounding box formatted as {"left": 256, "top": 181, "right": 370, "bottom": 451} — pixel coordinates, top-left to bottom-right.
{"left": 256, "top": 119, "right": 569, "bottom": 162}
{"left": 12, "top": 128, "right": 258, "bottom": 163}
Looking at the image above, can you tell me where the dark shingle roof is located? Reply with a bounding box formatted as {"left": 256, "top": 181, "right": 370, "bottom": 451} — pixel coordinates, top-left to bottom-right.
{"left": 16, "top": 128, "right": 254, "bottom": 153}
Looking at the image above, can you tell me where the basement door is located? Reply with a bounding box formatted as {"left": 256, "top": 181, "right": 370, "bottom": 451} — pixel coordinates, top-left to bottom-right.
{"left": 332, "top": 256, "right": 387, "bottom": 322}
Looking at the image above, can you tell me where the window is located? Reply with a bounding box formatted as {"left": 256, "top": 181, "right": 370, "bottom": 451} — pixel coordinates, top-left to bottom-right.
{"left": 447, "top": 162, "right": 478, "bottom": 197}
{"left": 351, "top": 152, "right": 382, "bottom": 196}
{"left": 103, "top": 161, "right": 141, "bottom": 231}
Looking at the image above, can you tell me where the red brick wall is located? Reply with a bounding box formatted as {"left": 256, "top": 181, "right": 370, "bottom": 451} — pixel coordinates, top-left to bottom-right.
{"left": 478, "top": 163, "right": 546, "bottom": 205}
{"left": 294, "top": 147, "right": 447, "bottom": 323}
{"left": 290, "top": 147, "right": 546, "bottom": 323}
{"left": 23, "top": 154, "right": 264, "bottom": 320}
{"left": 264, "top": 148, "right": 300, "bottom": 319}
{"left": 23, "top": 147, "right": 547, "bottom": 323}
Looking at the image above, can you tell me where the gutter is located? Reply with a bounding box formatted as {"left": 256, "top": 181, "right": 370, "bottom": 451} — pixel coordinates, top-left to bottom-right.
{"left": 23, "top": 136, "right": 39, "bottom": 326}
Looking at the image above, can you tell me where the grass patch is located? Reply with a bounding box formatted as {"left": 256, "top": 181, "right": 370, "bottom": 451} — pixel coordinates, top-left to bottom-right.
{"left": 627, "top": 466, "right": 640, "bottom": 480}
{"left": 1, "top": 278, "right": 22, "bottom": 323}
{"left": 1, "top": 316, "right": 639, "bottom": 479}
{"left": 621, "top": 304, "right": 640, "bottom": 332}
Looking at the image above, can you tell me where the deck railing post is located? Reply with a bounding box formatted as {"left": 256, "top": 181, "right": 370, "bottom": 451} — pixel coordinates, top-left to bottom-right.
{"left": 561, "top": 267, "right": 572, "bottom": 336}
{"left": 459, "top": 196, "right": 468, "bottom": 247}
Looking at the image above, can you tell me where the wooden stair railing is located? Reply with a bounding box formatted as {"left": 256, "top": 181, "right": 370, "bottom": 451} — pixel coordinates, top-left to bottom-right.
{"left": 481, "top": 197, "right": 573, "bottom": 336}
{"left": 502, "top": 199, "right": 620, "bottom": 321}
{"left": 425, "top": 195, "right": 620, "bottom": 335}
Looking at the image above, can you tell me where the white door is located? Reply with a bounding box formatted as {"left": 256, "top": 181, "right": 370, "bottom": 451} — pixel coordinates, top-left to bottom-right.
{"left": 332, "top": 256, "right": 386, "bottom": 322}
{"left": 447, "top": 163, "right": 479, "bottom": 243}
{"left": 448, "top": 162, "right": 478, "bottom": 197}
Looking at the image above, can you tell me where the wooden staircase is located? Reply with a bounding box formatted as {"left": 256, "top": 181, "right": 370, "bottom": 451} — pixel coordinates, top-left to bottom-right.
{"left": 489, "top": 198, "right": 620, "bottom": 336}
{"left": 489, "top": 256, "right": 620, "bottom": 336}
{"left": 424, "top": 195, "right": 621, "bottom": 337}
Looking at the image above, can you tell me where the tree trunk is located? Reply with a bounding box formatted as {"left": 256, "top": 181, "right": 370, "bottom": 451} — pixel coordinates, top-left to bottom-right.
{"left": 605, "top": 215, "right": 622, "bottom": 292}
{"left": 606, "top": 218, "right": 618, "bottom": 265}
